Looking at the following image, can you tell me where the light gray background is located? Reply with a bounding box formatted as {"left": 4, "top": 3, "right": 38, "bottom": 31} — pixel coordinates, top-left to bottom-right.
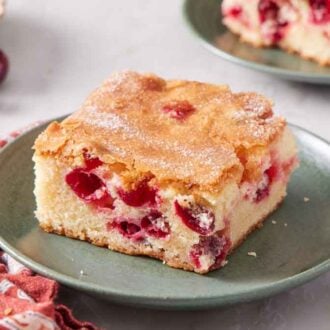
{"left": 0, "top": 1, "right": 329, "bottom": 329}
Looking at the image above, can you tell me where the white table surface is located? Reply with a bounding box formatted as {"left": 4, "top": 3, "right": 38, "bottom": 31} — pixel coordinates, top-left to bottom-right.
{"left": 0, "top": 1, "right": 329, "bottom": 329}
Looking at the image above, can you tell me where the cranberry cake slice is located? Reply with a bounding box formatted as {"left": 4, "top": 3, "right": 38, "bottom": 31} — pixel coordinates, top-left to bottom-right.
{"left": 222, "top": 0, "right": 330, "bottom": 65}
{"left": 33, "top": 72, "right": 298, "bottom": 274}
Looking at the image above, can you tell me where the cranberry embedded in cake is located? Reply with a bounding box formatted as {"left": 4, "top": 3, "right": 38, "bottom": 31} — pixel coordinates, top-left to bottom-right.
{"left": 310, "top": 0, "right": 330, "bottom": 24}
{"left": 174, "top": 199, "right": 215, "bottom": 235}
{"left": 226, "top": 5, "right": 243, "bottom": 19}
{"left": 117, "top": 179, "right": 158, "bottom": 207}
{"left": 141, "top": 211, "right": 170, "bottom": 238}
{"left": 161, "top": 100, "right": 196, "bottom": 121}
{"left": 190, "top": 233, "right": 230, "bottom": 272}
{"left": 33, "top": 71, "right": 298, "bottom": 274}
{"left": 222, "top": 0, "right": 330, "bottom": 65}
{"left": 258, "top": 0, "right": 289, "bottom": 44}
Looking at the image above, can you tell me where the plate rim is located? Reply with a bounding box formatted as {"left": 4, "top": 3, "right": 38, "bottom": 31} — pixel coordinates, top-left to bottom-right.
{"left": 0, "top": 120, "right": 329, "bottom": 309}
{"left": 182, "top": 0, "right": 330, "bottom": 84}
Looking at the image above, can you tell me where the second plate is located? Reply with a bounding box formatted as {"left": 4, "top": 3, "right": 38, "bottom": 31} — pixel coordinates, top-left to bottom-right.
{"left": 183, "top": 0, "right": 330, "bottom": 84}
{"left": 0, "top": 121, "right": 329, "bottom": 309}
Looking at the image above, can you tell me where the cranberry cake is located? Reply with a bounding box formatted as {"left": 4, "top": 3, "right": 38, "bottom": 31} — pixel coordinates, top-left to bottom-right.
{"left": 33, "top": 72, "right": 298, "bottom": 274}
{"left": 222, "top": 0, "right": 330, "bottom": 65}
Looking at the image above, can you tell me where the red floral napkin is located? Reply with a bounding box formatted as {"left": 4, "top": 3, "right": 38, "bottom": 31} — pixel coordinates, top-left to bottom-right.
{"left": 0, "top": 123, "right": 99, "bottom": 330}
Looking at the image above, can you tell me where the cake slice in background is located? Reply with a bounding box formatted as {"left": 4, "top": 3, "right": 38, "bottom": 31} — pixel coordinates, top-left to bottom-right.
{"left": 33, "top": 72, "right": 298, "bottom": 274}
{"left": 0, "top": 0, "right": 4, "bottom": 17}
{"left": 222, "top": 0, "right": 330, "bottom": 65}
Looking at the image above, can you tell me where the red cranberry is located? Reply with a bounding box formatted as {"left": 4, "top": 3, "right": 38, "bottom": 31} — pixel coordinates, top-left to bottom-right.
{"left": 227, "top": 5, "right": 243, "bottom": 19}
{"left": 141, "top": 211, "right": 170, "bottom": 238}
{"left": 254, "top": 164, "right": 279, "bottom": 203}
{"left": 65, "top": 168, "right": 114, "bottom": 208}
{"left": 309, "top": 0, "right": 330, "bottom": 23}
{"left": 255, "top": 183, "right": 270, "bottom": 202}
{"left": 258, "top": 0, "right": 287, "bottom": 43}
{"left": 174, "top": 200, "right": 215, "bottom": 235}
{"left": 259, "top": 0, "right": 279, "bottom": 22}
{"left": 190, "top": 234, "right": 230, "bottom": 270}
{"left": 118, "top": 221, "right": 141, "bottom": 236}
{"left": 0, "top": 139, "right": 7, "bottom": 148}
{"left": 211, "top": 236, "right": 231, "bottom": 270}
{"left": 265, "top": 164, "right": 278, "bottom": 183}
{"left": 83, "top": 152, "right": 103, "bottom": 171}
{"left": 0, "top": 50, "right": 9, "bottom": 84}
{"left": 162, "top": 100, "right": 195, "bottom": 121}
{"left": 66, "top": 169, "right": 103, "bottom": 198}
{"left": 117, "top": 179, "right": 157, "bottom": 207}
{"left": 109, "top": 218, "right": 144, "bottom": 241}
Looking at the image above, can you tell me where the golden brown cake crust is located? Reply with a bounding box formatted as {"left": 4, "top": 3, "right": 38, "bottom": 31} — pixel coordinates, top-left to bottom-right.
{"left": 34, "top": 71, "right": 285, "bottom": 190}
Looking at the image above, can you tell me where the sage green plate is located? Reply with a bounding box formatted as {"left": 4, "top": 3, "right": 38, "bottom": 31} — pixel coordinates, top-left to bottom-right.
{"left": 0, "top": 120, "right": 329, "bottom": 310}
{"left": 183, "top": 0, "right": 330, "bottom": 84}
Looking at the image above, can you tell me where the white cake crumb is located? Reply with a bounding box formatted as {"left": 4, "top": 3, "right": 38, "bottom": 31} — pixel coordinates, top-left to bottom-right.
{"left": 80, "top": 270, "right": 85, "bottom": 276}
{"left": 247, "top": 251, "right": 257, "bottom": 257}
{"left": 284, "top": 223, "right": 288, "bottom": 227}
{"left": 304, "top": 197, "right": 310, "bottom": 202}
{"left": 272, "top": 220, "right": 277, "bottom": 224}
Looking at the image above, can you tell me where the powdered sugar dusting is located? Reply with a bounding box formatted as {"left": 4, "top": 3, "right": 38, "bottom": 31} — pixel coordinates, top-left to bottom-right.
{"left": 81, "top": 106, "right": 139, "bottom": 138}
{"left": 63, "top": 72, "right": 288, "bottom": 187}
{"left": 79, "top": 105, "right": 237, "bottom": 183}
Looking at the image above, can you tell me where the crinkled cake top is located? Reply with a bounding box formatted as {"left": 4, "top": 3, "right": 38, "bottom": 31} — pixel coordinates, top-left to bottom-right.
{"left": 35, "top": 71, "right": 286, "bottom": 188}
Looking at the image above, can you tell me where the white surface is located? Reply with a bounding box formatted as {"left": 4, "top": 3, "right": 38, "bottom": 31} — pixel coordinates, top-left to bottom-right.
{"left": 0, "top": 1, "right": 329, "bottom": 329}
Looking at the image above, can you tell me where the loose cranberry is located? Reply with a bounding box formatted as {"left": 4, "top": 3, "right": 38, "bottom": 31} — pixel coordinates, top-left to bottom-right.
{"left": 190, "top": 234, "right": 230, "bottom": 270}
{"left": 83, "top": 152, "right": 103, "bottom": 171}
{"left": 309, "top": 0, "right": 330, "bottom": 24}
{"left": 117, "top": 179, "right": 157, "bottom": 207}
{"left": 141, "top": 211, "right": 170, "bottom": 238}
{"left": 0, "top": 140, "right": 7, "bottom": 148}
{"left": 0, "top": 49, "right": 9, "bottom": 84}
{"left": 65, "top": 168, "right": 114, "bottom": 208}
{"left": 174, "top": 200, "right": 215, "bottom": 235}
{"left": 190, "top": 249, "right": 202, "bottom": 269}
{"left": 162, "top": 100, "right": 195, "bottom": 121}
{"left": 227, "top": 5, "right": 243, "bottom": 19}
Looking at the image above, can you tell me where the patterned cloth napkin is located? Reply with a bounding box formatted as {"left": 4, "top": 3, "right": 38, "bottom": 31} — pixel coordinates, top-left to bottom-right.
{"left": 0, "top": 123, "right": 99, "bottom": 330}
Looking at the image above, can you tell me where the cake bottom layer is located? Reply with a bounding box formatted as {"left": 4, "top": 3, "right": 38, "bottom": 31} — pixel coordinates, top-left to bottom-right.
{"left": 36, "top": 154, "right": 287, "bottom": 274}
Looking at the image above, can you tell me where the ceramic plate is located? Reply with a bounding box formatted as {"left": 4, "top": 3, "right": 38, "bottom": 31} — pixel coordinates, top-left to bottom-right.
{"left": 183, "top": 0, "right": 330, "bottom": 84}
{"left": 0, "top": 120, "right": 329, "bottom": 310}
